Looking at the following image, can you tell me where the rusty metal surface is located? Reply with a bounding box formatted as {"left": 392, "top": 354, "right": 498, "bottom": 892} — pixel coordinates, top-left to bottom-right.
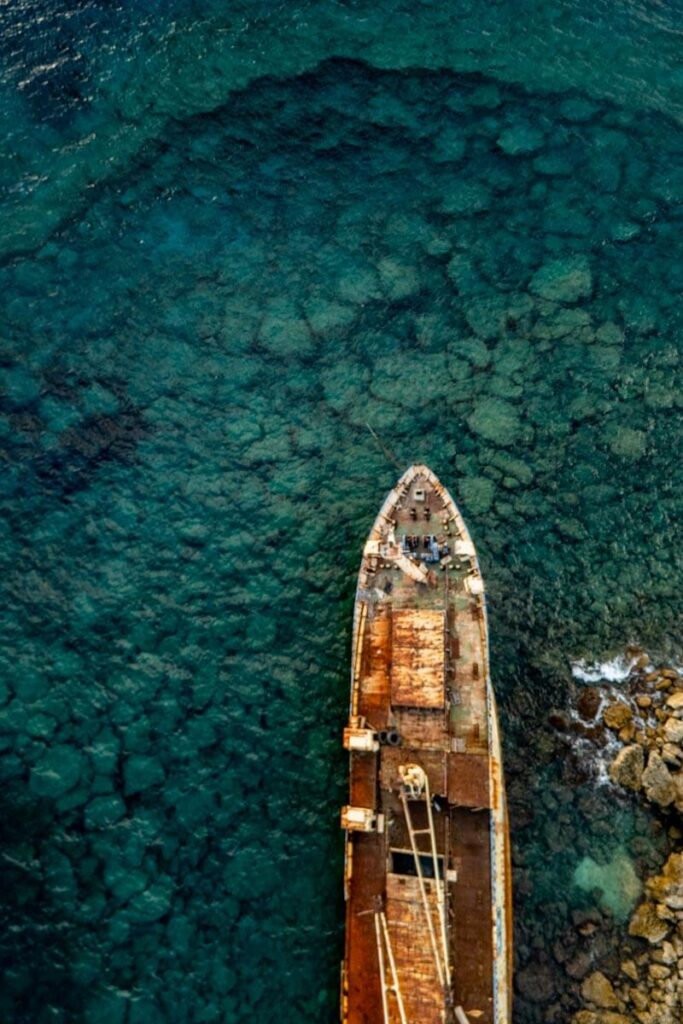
{"left": 447, "top": 752, "right": 491, "bottom": 808}
{"left": 344, "top": 833, "right": 385, "bottom": 1024}
{"left": 385, "top": 874, "right": 443, "bottom": 1024}
{"left": 358, "top": 606, "right": 392, "bottom": 728}
{"left": 449, "top": 808, "right": 494, "bottom": 1023}
{"left": 391, "top": 609, "right": 445, "bottom": 708}
{"left": 380, "top": 747, "right": 447, "bottom": 798}
{"left": 343, "top": 465, "right": 512, "bottom": 1024}
{"left": 450, "top": 613, "right": 489, "bottom": 755}
{"left": 392, "top": 708, "right": 446, "bottom": 749}
{"left": 350, "top": 754, "right": 378, "bottom": 809}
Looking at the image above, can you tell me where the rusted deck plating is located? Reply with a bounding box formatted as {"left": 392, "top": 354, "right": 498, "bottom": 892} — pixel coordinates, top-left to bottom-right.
{"left": 340, "top": 465, "right": 512, "bottom": 1024}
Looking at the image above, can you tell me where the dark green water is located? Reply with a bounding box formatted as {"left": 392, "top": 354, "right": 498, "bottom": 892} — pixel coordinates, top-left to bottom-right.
{"left": 1, "top": 4, "right": 682, "bottom": 1022}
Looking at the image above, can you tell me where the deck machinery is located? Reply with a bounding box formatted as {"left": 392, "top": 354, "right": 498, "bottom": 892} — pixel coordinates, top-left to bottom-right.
{"left": 340, "top": 465, "right": 512, "bottom": 1024}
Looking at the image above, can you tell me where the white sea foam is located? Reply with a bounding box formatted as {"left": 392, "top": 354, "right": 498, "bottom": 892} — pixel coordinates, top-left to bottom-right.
{"left": 566, "top": 651, "right": 641, "bottom": 787}
{"left": 567, "top": 650, "right": 682, "bottom": 789}
{"left": 570, "top": 653, "right": 642, "bottom": 684}
{"left": 564, "top": 706, "right": 623, "bottom": 788}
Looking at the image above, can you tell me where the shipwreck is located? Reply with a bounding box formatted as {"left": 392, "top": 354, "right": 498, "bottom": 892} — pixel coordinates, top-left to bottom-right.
{"left": 340, "top": 464, "right": 512, "bottom": 1024}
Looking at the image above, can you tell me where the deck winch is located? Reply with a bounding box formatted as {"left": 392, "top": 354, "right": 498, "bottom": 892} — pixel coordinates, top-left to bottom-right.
{"left": 340, "top": 805, "right": 385, "bottom": 833}
{"left": 343, "top": 716, "right": 379, "bottom": 753}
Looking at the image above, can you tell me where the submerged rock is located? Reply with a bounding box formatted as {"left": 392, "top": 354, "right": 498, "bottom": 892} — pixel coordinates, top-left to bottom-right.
{"left": 463, "top": 295, "right": 509, "bottom": 340}
{"left": 577, "top": 687, "right": 602, "bottom": 721}
{"left": 30, "top": 744, "right": 84, "bottom": 798}
{"left": 432, "top": 126, "right": 466, "bottom": 163}
{"left": 466, "top": 397, "right": 521, "bottom": 445}
{"left": 84, "top": 989, "right": 129, "bottom": 1024}
{"left": 529, "top": 256, "right": 593, "bottom": 302}
{"left": 377, "top": 258, "right": 421, "bottom": 300}
{"left": 85, "top": 795, "right": 126, "bottom": 829}
{"left": 565, "top": 951, "right": 593, "bottom": 979}
{"left": 573, "top": 848, "right": 642, "bottom": 920}
{"left": 127, "top": 881, "right": 173, "bottom": 924}
{"left": 516, "top": 963, "right": 557, "bottom": 1003}
{"left": 595, "top": 322, "right": 624, "bottom": 345}
{"left": 559, "top": 97, "right": 600, "bottom": 122}
{"left": 497, "top": 124, "right": 544, "bottom": 155}
{"left": 441, "top": 180, "right": 491, "bottom": 215}
{"left": 458, "top": 475, "right": 496, "bottom": 515}
{"left": 123, "top": 754, "right": 165, "bottom": 795}
{"left": 336, "top": 264, "right": 381, "bottom": 305}
{"left": 607, "top": 426, "right": 647, "bottom": 459}
{"left": 259, "top": 299, "right": 314, "bottom": 356}
{"left": 0, "top": 366, "right": 41, "bottom": 407}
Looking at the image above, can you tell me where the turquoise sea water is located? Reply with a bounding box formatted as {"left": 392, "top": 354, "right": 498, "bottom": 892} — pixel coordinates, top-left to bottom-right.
{"left": 1, "top": 4, "right": 682, "bottom": 1022}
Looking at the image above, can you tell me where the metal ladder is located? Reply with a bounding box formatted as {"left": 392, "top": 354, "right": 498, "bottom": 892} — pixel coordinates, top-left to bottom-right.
{"left": 374, "top": 910, "right": 408, "bottom": 1024}
{"left": 399, "top": 764, "right": 451, "bottom": 991}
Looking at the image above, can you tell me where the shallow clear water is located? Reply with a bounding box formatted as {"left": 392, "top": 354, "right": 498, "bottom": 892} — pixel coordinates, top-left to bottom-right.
{"left": 0, "top": 5, "right": 682, "bottom": 1023}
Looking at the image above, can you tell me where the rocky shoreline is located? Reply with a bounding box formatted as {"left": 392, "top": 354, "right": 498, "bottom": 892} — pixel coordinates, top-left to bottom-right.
{"left": 571, "top": 658, "right": 683, "bottom": 1024}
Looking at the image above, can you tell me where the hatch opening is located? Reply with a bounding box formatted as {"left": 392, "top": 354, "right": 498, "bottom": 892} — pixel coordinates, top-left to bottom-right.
{"left": 390, "top": 849, "right": 444, "bottom": 879}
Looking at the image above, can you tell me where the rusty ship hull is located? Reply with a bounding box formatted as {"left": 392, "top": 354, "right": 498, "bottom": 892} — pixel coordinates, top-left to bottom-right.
{"left": 341, "top": 465, "right": 512, "bottom": 1024}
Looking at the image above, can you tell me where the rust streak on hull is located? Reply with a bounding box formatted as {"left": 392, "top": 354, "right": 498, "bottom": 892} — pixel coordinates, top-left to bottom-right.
{"left": 341, "top": 465, "right": 513, "bottom": 1024}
